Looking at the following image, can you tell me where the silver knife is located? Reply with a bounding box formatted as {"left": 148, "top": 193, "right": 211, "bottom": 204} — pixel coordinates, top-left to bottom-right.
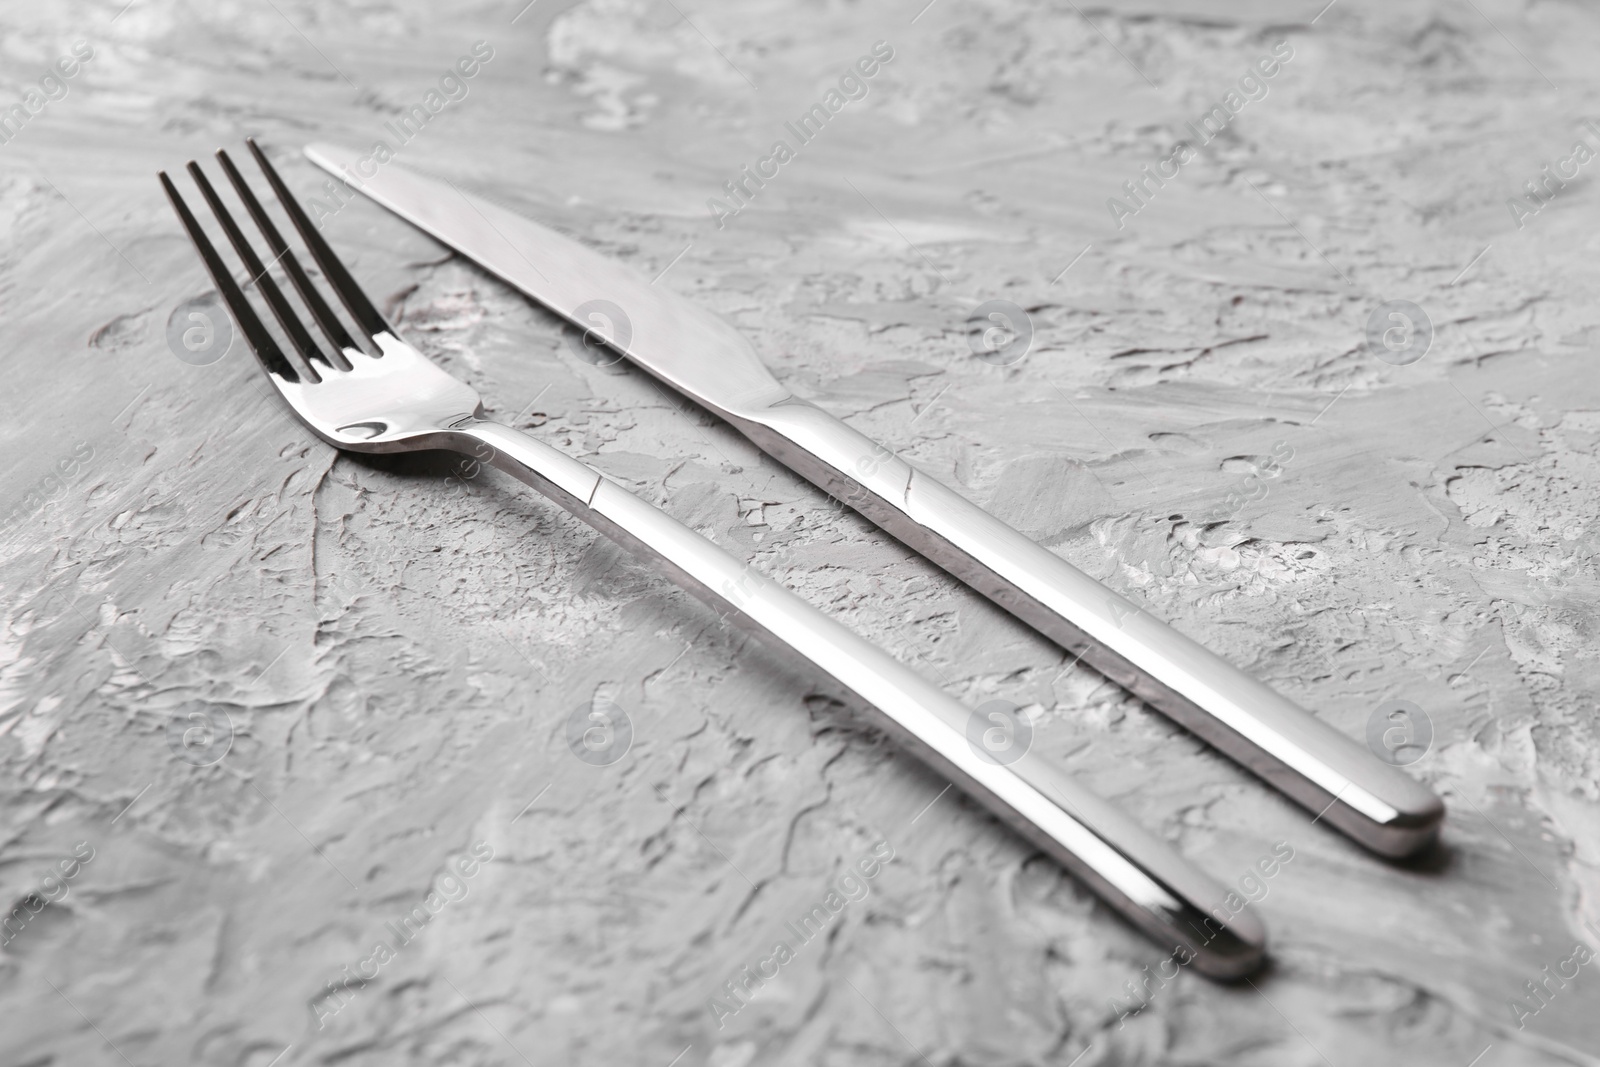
{"left": 306, "top": 142, "right": 1444, "bottom": 859}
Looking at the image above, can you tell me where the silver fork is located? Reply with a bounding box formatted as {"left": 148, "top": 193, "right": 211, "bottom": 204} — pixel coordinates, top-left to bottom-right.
{"left": 158, "top": 139, "right": 1266, "bottom": 977}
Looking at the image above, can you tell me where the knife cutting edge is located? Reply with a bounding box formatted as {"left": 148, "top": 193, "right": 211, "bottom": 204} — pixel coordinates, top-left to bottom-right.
{"left": 305, "top": 141, "right": 1444, "bottom": 860}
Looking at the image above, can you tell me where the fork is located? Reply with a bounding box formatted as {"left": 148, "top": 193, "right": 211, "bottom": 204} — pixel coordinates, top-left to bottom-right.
{"left": 158, "top": 139, "right": 1266, "bottom": 976}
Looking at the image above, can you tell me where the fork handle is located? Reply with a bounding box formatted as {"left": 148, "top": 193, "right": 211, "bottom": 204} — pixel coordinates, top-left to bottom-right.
{"left": 453, "top": 419, "right": 1265, "bottom": 977}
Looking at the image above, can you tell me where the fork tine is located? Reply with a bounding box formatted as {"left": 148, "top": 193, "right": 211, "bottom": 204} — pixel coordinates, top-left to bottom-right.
{"left": 187, "top": 160, "right": 332, "bottom": 376}
{"left": 158, "top": 170, "right": 306, "bottom": 384}
{"left": 216, "top": 147, "right": 357, "bottom": 369}
{"left": 245, "top": 137, "right": 391, "bottom": 343}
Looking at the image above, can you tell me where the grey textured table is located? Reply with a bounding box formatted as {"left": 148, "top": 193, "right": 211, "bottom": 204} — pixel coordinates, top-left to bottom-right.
{"left": 2, "top": 1, "right": 1599, "bottom": 1064}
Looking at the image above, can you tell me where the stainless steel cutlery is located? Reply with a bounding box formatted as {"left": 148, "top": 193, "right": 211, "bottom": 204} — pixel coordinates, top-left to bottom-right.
{"left": 304, "top": 143, "right": 1445, "bottom": 860}
{"left": 159, "top": 140, "right": 1266, "bottom": 976}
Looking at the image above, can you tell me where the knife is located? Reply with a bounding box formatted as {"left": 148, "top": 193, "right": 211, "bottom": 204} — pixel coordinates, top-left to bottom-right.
{"left": 306, "top": 142, "right": 1444, "bottom": 859}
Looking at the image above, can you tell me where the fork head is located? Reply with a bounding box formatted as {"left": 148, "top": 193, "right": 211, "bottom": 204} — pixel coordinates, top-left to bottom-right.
{"left": 159, "top": 138, "right": 482, "bottom": 453}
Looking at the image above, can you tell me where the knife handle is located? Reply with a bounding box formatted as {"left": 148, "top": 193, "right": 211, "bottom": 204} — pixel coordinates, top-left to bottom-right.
{"left": 454, "top": 419, "right": 1265, "bottom": 977}
{"left": 723, "top": 398, "right": 1444, "bottom": 858}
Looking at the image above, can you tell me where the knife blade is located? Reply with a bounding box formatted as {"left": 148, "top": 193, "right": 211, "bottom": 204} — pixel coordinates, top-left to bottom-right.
{"left": 305, "top": 141, "right": 1444, "bottom": 858}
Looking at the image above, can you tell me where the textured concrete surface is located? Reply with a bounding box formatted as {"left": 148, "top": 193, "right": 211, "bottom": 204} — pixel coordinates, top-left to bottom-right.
{"left": 2, "top": 0, "right": 1599, "bottom": 1064}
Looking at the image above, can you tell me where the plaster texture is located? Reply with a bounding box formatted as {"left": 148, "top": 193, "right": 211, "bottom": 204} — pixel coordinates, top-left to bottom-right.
{"left": 1, "top": 1, "right": 1598, "bottom": 1064}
